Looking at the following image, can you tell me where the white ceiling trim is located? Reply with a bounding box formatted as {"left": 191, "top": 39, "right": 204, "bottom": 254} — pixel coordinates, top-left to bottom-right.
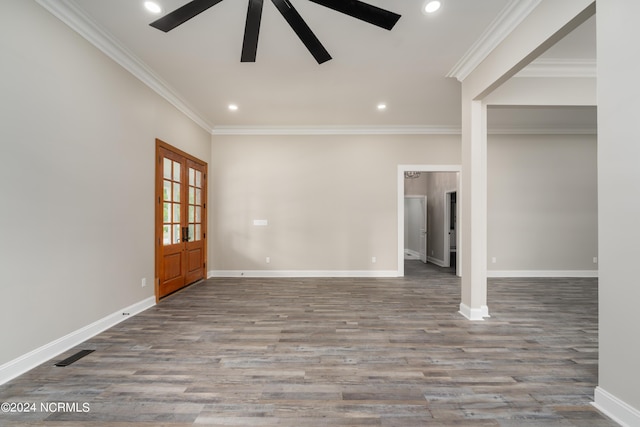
{"left": 211, "top": 125, "right": 462, "bottom": 136}
{"left": 35, "top": 0, "right": 213, "bottom": 132}
{"left": 211, "top": 125, "right": 596, "bottom": 136}
{"left": 515, "top": 58, "right": 597, "bottom": 78}
{"left": 446, "top": 0, "right": 542, "bottom": 82}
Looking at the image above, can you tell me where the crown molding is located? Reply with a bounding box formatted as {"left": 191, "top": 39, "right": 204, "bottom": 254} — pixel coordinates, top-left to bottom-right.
{"left": 515, "top": 58, "right": 597, "bottom": 78}
{"left": 211, "top": 125, "right": 462, "bottom": 136}
{"left": 447, "top": 0, "right": 542, "bottom": 82}
{"left": 211, "top": 124, "right": 596, "bottom": 136}
{"left": 35, "top": 0, "right": 213, "bottom": 133}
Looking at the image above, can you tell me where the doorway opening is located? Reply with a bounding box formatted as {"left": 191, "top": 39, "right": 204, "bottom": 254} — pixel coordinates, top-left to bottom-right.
{"left": 444, "top": 191, "right": 457, "bottom": 270}
{"left": 397, "top": 165, "right": 461, "bottom": 277}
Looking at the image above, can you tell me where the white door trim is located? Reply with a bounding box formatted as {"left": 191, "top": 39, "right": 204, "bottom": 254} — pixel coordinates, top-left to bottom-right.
{"left": 397, "top": 165, "right": 462, "bottom": 277}
{"left": 444, "top": 190, "right": 460, "bottom": 276}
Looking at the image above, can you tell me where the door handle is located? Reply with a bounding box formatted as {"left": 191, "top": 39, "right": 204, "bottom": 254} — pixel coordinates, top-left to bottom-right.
{"left": 182, "top": 227, "right": 190, "bottom": 242}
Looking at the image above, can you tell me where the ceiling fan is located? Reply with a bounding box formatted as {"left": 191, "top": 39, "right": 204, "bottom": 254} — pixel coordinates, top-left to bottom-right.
{"left": 149, "top": 0, "right": 401, "bottom": 64}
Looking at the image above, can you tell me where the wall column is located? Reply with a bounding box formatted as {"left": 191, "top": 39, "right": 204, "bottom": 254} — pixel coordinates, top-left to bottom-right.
{"left": 593, "top": 0, "right": 640, "bottom": 423}
{"left": 459, "top": 98, "right": 489, "bottom": 320}
{"left": 454, "top": 0, "right": 594, "bottom": 322}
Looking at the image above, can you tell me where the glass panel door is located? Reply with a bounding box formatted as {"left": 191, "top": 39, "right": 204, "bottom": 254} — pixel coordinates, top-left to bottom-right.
{"left": 163, "top": 159, "right": 182, "bottom": 245}
{"left": 187, "top": 167, "right": 203, "bottom": 242}
{"left": 156, "top": 140, "right": 207, "bottom": 299}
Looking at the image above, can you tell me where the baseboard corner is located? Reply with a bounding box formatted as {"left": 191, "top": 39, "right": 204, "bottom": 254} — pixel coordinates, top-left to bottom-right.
{"left": 459, "top": 303, "right": 489, "bottom": 321}
{"left": 593, "top": 386, "right": 640, "bottom": 427}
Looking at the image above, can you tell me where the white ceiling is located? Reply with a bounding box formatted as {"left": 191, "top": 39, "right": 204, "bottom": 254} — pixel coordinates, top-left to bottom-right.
{"left": 43, "top": 0, "right": 596, "bottom": 131}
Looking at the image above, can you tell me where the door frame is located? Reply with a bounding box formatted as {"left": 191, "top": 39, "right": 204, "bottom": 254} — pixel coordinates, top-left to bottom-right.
{"left": 397, "top": 165, "right": 461, "bottom": 277}
{"left": 444, "top": 190, "right": 458, "bottom": 275}
{"left": 155, "top": 139, "right": 208, "bottom": 301}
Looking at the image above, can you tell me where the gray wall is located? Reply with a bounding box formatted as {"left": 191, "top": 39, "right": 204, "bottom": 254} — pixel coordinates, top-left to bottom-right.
{"left": 209, "top": 134, "right": 461, "bottom": 273}
{"left": 209, "top": 132, "right": 596, "bottom": 275}
{"left": 402, "top": 144, "right": 597, "bottom": 276}
{"left": 0, "top": 0, "right": 211, "bottom": 366}
{"left": 487, "top": 134, "right": 598, "bottom": 273}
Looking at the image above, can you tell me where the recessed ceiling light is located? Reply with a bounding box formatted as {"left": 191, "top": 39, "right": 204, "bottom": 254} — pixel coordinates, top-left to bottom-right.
{"left": 423, "top": 1, "right": 441, "bottom": 14}
{"left": 144, "top": 1, "right": 163, "bottom": 14}
{"left": 228, "top": 104, "right": 239, "bottom": 111}
{"left": 377, "top": 103, "right": 387, "bottom": 111}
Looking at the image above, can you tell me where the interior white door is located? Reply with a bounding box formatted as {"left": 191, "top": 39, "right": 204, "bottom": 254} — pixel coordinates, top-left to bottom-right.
{"left": 419, "top": 197, "right": 427, "bottom": 263}
{"left": 404, "top": 196, "right": 428, "bottom": 263}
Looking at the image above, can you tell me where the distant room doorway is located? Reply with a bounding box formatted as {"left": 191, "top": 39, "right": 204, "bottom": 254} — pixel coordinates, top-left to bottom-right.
{"left": 397, "top": 165, "right": 461, "bottom": 277}
{"left": 445, "top": 191, "right": 457, "bottom": 270}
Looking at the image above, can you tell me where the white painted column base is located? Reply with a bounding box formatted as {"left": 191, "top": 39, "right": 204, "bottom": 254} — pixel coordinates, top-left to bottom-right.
{"left": 593, "top": 386, "right": 640, "bottom": 427}
{"left": 458, "top": 303, "right": 490, "bottom": 321}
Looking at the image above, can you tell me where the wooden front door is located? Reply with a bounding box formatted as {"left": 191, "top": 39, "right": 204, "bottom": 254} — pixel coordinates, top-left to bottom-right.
{"left": 156, "top": 140, "right": 207, "bottom": 299}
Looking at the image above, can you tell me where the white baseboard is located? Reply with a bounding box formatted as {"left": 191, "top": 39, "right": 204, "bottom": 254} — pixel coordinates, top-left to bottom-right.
{"left": 405, "top": 252, "right": 448, "bottom": 267}
{"left": 0, "top": 296, "right": 156, "bottom": 386}
{"left": 458, "top": 303, "right": 490, "bottom": 321}
{"left": 404, "top": 249, "right": 420, "bottom": 260}
{"left": 208, "top": 270, "right": 399, "bottom": 278}
{"left": 427, "top": 256, "right": 448, "bottom": 268}
{"left": 593, "top": 386, "right": 640, "bottom": 427}
{"left": 487, "top": 270, "right": 598, "bottom": 278}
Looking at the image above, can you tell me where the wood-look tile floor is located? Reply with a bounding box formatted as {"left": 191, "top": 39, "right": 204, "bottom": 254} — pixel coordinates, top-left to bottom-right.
{"left": 0, "top": 262, "right": 617, "bottom": 426}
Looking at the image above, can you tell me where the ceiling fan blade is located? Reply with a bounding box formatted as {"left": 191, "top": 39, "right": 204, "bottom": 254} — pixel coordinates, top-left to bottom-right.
{"left": 271, "top": 0, "right": 332, "bottom": 64}
{"left": 308, "top": 0, "right": 400, "bottom": 30}
{"left": 241, "top": 0, "right": 264, "bottom": 62}
{"left": 150, "top": 0, "right": 226, "bottom": 32}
